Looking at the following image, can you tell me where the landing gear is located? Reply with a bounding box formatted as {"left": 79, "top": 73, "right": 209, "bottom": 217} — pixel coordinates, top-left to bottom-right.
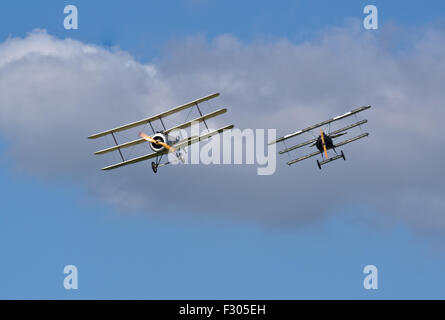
{"left": 151, "top": 161, "right": 158, "bottom": 173}
{"left": 317, "top": 150, "right": 346, "bottom": 169}
{"left": 151, "top": 153, "right": 164, "bottom": 173}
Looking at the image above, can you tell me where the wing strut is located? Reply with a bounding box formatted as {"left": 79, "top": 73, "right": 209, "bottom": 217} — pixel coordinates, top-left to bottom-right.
{"left": 111, "top": 132, "right": 125, "bottom": 162}
{"left": 195, "top": 103, "right": 209, "bottom": 130}
{"left": 148, "top": 121, "right": 155, "bottom": 134}
{"left": 159, "top": 117, "right": 167, "bottom": 131}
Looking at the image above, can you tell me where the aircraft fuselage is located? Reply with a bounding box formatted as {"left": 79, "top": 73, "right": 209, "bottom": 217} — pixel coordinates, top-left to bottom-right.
{"left": 315, "top": 133, "right": 334, "bottom": 152}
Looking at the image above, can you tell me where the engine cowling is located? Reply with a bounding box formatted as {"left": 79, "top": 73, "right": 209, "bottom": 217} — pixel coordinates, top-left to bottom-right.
{"left": 149, "top": 133, "right": 168, "bottom": 152}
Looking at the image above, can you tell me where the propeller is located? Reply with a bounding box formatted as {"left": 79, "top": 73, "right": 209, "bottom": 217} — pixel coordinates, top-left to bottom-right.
{"left": 139, "top": 132, "right": 176, "bottom": 152}
{"left": 320, "top": 128, "right": 329, "bottom": 159}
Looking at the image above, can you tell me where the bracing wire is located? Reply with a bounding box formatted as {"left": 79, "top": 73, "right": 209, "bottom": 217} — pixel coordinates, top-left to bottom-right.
{"left": 282, "top": 140, "right": 292, "bottom": 161}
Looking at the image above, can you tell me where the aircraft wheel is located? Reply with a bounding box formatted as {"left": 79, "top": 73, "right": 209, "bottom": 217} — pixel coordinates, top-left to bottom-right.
{"left": 151, "top": 162, "right": 158, "bottom": 173}
{"left": 341, "top": 151, "right": 346, "bottom": 161}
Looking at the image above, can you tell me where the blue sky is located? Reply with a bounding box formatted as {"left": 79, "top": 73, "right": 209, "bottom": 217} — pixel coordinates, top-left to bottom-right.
{"left": 1, "top": 0, "right": 445, "bottom": 299}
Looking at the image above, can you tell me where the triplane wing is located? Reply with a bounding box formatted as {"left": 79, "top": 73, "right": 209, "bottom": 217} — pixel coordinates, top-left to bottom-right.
{"left": 93, "top": 108, "right": 227, "bottom": 155}
{"left": 88, "top": 93, "right": 220, "bottom": 139}
{"left": 101, "top": 125, "right": 234, "bottom": 171}
{"left": 88, "top": 93, "right": 233, "bottom": 173}
{"left": 270, "top": 106, "right": 371, "bottom": 169}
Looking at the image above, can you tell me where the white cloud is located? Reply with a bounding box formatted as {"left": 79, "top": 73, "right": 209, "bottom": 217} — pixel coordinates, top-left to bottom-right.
{"left": 0, "top": 26, "right": 444, "bottom": 230}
